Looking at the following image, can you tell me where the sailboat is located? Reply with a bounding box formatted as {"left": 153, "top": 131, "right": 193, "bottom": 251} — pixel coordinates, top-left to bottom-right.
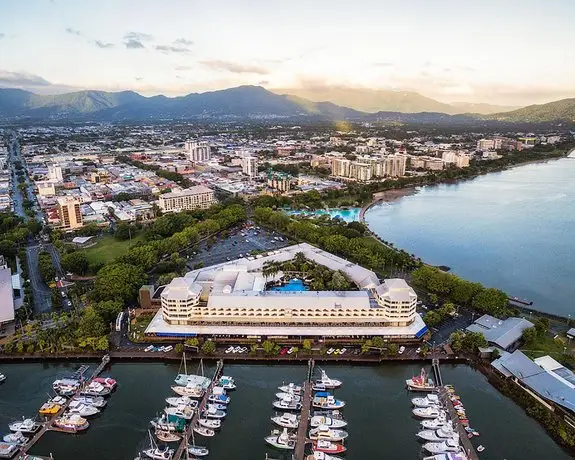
{"left": 187, "top": 430, "right": 209, "bottom": 457}
{"left": 142, "top": 430, "right": 174, "bottom": 459}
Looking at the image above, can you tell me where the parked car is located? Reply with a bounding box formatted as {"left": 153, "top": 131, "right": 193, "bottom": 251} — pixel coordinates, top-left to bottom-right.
{"left": 163, "top": 346, "right": 173, "bottom": 353}
{"left": 287, "top": 347, "right": 296, "bottom": 354}
{"left": 326, "top": 348, "right": 335, "bottom": 355}
{"left": 398, "top": 346, "right": 406, "bottom": 355}
{"left": 225, "top": 346, "right": 235, "bottom": 354}
{"left": 339, "top": 348, "right": 347, "bottom": 355}
{"left": 280, "top": 347, "right": 289, "bottom": 355}
{"left": 144, "top": 345, "right": 154, "bottom": 352}
{"left": 416, "top": 347, "right": 421, "bottom": 354}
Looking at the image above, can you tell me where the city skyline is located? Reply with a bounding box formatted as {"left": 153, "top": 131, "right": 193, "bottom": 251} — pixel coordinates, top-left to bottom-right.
{"left": 1, "top": 0, "right": 575, "bottom": 106}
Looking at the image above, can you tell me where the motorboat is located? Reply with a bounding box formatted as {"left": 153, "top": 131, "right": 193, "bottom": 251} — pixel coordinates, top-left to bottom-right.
{"left": 91, "top": 377, "right": 117, "bottom": 390}
{"left": 72, "top": 395, "right": 107, "bottom": 408}
{"left": 150, "top": 414, "right": 186, "bottom": 433}
{"left": 218, "top": 376, "right": 236, "bottom": 390}
{"left": 39, "top": 402, "right": 61, "bottom": 416}
{"left": 207, "top": 403, "right": 227, "bottom": 411}
{"left": 406, "top": 368, "right": 436, "bottom": 392}
{"left": 310, "top": 415, "right": 347, "bottom": 428}
{"left": 208, "top": 393, "right": 230, "bottom": 405}
{"left": 313, "top": 370, "right": 342, "bottom": 390}
{"left": 276, "top": 391, "right": 302, "bottom": 402}
{"left": 67, "top": 400, "right": 100, "bottom": 417}
{"left": 421, "top": 416, "right": 449, "bottom": 429}
{"left": 53, "top": 378, "right": 80, "bottom": 396}
{"left": 2, "top": 431, "right": 29, "bottom": 446}
{"left": 273, "top": 398, "right": 302, "bottom": 411}
{"left": 173, "top": 373, "right": 211, "bottom": 388}
{"left": 264, "top": 428, "right": 296, "bottom": 450}
{"left": 9, "top": 418, "right": 42, "bottom": 434}
{"left": 164, "top": 405, "right": 194, "bottom": 420}
{"left": 424, "top": 437, "right": 461, "bottom": 454}
{"left": 417, "top": 426, "right": 456, "bottom": 442}
{"left": 309, "top": 425, "right": 348, "bottom": 442}
{"left": 198, "top": 418, "right": 221, "bottom": 429}
{"left": 312, "top": 393, "right": 345, "bottom": 410}
{"left": 53, "top": 414, "right": 90, "bottom": 433}
{"left": 0, "top": 443, "right": 18, "bottom": 459}
{"left": 204, "top": 405, "right": 226, "bottom": 419}
{"left": 413, "top": 407, "right": 444, "bottom": 419}
{"left": 142, "top": 431, "right": 174, "bottom": 460}
{"left": 412, "top": 394, "right": 440, "bottom": 408}
{"left": 423, "top": 454, "right": 468, "bottom": 460}
{"left": 312, "top": 410, "right": 344, "bottom": 420}
{"left": 80, "top": 381, "right": 111, "bottom": 397}
{"left": 311, "top": 440, "right": 347, "bottom": 454}
{"left": 155, "top": 429, "right": 181, "bottom": 443}
{"left": 271, "top": 412, "right": 299, "bottom": 429}
{"left": 306, "top": 452, "right": 343, "bottom": 460}
{"left": 171, "top": 385, "right": 204, "bottom": 398}
{"left": 188, "top": 445, "right": 209, "bottom": 457}
{"left": 278, "top": 382, "right": 302, "bottom": 394}
{"left": 47, "top": 395, "right": 68, "bottom": 406}
{"left": 193, "top": 426, "right": 215, "bottom": 437}
{"left": 0, "top": 373, "right": 5, "bottom": 384}
{"left": 165, "top": 396, "right": 198, "bottom": 409}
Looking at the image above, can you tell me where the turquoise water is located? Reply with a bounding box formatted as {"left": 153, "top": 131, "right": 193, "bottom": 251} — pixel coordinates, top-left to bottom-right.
{"left": 269, "top": 278, "right": 308, "bottom": 291}
{"left": 366, "top": 157, "right": 575, "bottom": 316}
{"left": 287, "top": 208, "right": 361, "bottom": 222}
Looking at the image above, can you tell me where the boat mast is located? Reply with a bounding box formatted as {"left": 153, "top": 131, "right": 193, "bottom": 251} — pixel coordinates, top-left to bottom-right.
{"left": 183, "top": 351, "right": 187, "bottom": 376}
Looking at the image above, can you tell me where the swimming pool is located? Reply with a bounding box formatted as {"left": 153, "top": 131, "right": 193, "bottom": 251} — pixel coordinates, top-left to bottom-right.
{"left": 268, "top": 278, "right": 309, "bottom": 292}
{"left": 286, "top": 208, "right": 361, "bottom": 222}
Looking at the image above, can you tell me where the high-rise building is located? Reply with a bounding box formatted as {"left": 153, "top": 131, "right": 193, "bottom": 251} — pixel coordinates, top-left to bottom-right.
{"left": 267, "top": 172, "right": 294, "bottom": 192}
{"left": 48, "top": 164, "right": 63, "bottom": 182}
{"left": 185, "top": 141, "right": 211, "bottom": 162}
{"left": 159, "top": 186, "right": 215, "bottom": 213}
{"left": 349, "top": 162, "right": 373, "bottom": 181}
{"left": 241, "top": 156, "right": 259, "bottom": 178}
{"left": 331, "top": 158, "right": 351, "bottom": 177}
{"left": 384, "top": 154, "right": 407, "bottom": 177}
{"left": 57, "top": 196, "right": 83, "bottom": 229}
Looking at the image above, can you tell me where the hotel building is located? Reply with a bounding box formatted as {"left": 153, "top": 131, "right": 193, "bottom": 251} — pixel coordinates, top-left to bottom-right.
{"left": 57, "top": 196, "right": 83, "bottom": 229}
{"left": 158, "top": 186, "right": 215, "bottom": 213}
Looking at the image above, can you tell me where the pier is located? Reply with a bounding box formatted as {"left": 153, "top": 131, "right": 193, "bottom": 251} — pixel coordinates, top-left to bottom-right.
{"left": 294, "top": 359, "right": 314, "bottom": 460}
{"left": 17, "top": 355, "right": 111, "bottom": 458}
{"left": 173, "top": 359, "right": 224, "bottom": 460}
{"left": 438, "top": 386, "right": 479, "bottom": 460}
{"left": 432, "top": 358, "right": 443, "bottom": 386}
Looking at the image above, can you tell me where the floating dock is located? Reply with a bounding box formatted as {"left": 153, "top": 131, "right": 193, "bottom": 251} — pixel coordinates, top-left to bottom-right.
{"left": 294, "top": 359, "right": 314, "bottom": 460}
{"left": 438, "top": 386, "right": 479, "bottom": 460}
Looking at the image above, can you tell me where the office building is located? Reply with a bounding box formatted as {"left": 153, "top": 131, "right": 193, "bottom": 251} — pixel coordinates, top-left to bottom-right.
{"left": 185, "top": 141, "right": 211, "bottom": 162}
{"left": 57, "top": 196, "right": 83, "bottom": 229}
{"left": 241, "top": 156, "right": 259, "bottom": 178}
{"left": 48, "top": 164, "right": 63, "bottom": 182}
{"left": 159, "top": 186, "right": 215, "bottom": 213}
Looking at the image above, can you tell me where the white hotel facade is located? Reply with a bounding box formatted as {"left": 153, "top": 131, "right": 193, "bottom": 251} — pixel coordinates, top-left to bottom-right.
{"left": 145, "top": 243, "right": 428, "bottom": 341}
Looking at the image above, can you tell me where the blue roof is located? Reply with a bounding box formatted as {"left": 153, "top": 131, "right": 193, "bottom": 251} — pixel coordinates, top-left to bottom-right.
{"left": 466, "top": 314, "right": 534, "bottom": 349}
{"left": 415, "top": 326, "right": 429, "bottom": 338}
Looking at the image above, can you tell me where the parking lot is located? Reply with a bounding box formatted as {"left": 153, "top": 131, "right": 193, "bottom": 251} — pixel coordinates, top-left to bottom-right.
{"left": 186, "top": 222, "right": 289, "bottom": 269}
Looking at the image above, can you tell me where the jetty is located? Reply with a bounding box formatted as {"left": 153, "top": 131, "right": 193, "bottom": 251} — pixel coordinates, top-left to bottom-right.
{"left": 438, "top": 386, "right": 479, "bottom": 460}
{"left": 294, "top": 359, "right": 314, "bottom": 460}
{"left": 17, "top": 355, "right": 110, "bottom": 457}
{"left": 173, "top": 359, "right": 224, "bottom": 460}
{"left": 432, "top": 358, "right": 443, "bottom": 386}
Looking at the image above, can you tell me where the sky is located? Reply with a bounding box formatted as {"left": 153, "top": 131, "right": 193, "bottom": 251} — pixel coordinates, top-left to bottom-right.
{"left": 0, "top": 0, "right": 574, "bottom": 105}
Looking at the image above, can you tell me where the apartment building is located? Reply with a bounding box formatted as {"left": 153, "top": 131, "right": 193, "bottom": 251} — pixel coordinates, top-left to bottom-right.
{"left": 159, "top": 185, "right": 215, "bottom": 212}
{"left": 241, "top": 156, "right": 259, "bottom": 178}
{"left": 57, "top": 196, "right": 83, "bottom": 229}
{"left": 185, "top": 141, "right": 211, "bottom": 162}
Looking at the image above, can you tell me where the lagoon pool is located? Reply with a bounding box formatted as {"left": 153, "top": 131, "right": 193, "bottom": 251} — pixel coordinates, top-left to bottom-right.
{"left": 269, "top": 278, "right": 308, "bottom": 291}
{"left": 287, "top": 207, "right": 361, "bottom": 222}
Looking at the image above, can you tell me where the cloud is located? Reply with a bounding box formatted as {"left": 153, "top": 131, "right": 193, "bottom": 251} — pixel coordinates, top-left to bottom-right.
{"left": 0, "top": 70, "right": 52, "bottom": 86}
{"left": 124, "top": 32, "right": 153, "bottom": 42}
{"left": 135, "top": 77, "right": 143, "bottom": 81}
{"left": 65, "top": 27, "right": 81, "bottom": 36}
{"left": 373, "top": 62, "right": 393, "bottom": 67}
{"left": 175, "top": 66, "right": 192, "bottom": 71}
{"left": 258, "top": 80, "right": 269, "bottom": 86}
{"left": 94, "top": 40, "right": 114, "bottom": 49}
{"left": 174, "top": 38, "right": 193, "bottom": 46}
{"left": 200, "top": 60, "right": 268, "bottom": 75}
{"left": 125, "top": 39, "right": 145, "bottom": 49}
{"left": 155, "top": 44, "right": 191, "bottom": 54}
{"left": 0, "top": 33, "right": 4, "bottom": 40}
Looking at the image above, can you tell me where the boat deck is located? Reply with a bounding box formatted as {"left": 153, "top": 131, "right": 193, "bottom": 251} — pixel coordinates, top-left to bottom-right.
{"left": 438, "top": 387, "right": 479, "bottom": 460}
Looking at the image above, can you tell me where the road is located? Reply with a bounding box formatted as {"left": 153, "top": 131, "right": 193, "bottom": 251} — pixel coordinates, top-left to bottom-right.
{"left": 25, "top": 244, "right": 52, "bottom": 313}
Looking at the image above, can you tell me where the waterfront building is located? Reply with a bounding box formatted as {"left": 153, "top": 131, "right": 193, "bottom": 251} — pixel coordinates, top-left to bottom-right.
{"left": 384, "top": 154, "right": 407, "bottom": 177}
{"left": 185, "top": 140, "right": 211, "bottom": 162}
{"left": 158, "top": 185, "right": 215, "bottom": 213}
{"left": 0, "top": 265, "right": 15, "bottom": 332}
{"left": 57, "top": 196, "right": 83, "bottom": 229}
{"left": 442, "top": 151, "right": 470, "bottom": 168}
{"left": 145, "top": 243, "right": 428, "bottom": 340}
{"left": 349, "top": 161, "right": 373, "bottom": 181}
{"left": 331, "top": 158, "right": 351, "bottom": 178}
{"left": 241, "top": 156, "right": 259, "bottom": 178}
{"left": 466, "top": 314, "right": 534, "bottom": 351}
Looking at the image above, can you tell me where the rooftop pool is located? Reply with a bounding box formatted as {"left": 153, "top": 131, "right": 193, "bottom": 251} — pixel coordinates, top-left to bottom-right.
{"left": 268, "top": 278, "right": 309, "bottom": 292}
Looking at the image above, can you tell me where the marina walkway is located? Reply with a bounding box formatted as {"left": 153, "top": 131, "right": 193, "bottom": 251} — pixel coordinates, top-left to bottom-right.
{"left": 438, "top": 387, "right": 479, "bottom": 460}
{"left": 294, "top": 359, "right": 314, "bottom": 460}
{"left": 173, "top": 359, "right": 224, "bottom": 460}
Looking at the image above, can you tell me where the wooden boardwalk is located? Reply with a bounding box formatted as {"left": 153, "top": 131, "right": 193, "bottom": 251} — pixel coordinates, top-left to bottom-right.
{"left": 294, "top": 359, "right": 314, "bottom": 460}
{"left": 439, "top": 387, "right": 479, "bottom": 460}
{"left": 173, "top": 359, "right": 224, "bottom": 460}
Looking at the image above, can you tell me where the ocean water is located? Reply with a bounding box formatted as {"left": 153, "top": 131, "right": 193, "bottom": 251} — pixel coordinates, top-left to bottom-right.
{"left": 366, "top": 157, "right": 575, "bottom": 317}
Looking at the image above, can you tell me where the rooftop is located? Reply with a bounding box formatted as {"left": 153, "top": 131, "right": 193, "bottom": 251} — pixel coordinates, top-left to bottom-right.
{"left": 466, "top": 314, "right": 534, "bottom": 350}
{"left": 0, "top": 266, "right": 15, "bottom": 324}
{"left": 160, "top": 185, "right": 213, "bottom": 199}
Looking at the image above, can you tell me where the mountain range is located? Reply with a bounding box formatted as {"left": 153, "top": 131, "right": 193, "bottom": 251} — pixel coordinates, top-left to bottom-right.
{"left": 0, "top": 85, "right": 574, "bottom": 125}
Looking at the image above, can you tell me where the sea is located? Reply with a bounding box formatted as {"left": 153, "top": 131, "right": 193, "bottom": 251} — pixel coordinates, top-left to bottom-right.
{"left": 366, "top": 156, "right": 575, "bottom": 317}
{"left": 0, "top": 361, "right": 570, "bottom": 460}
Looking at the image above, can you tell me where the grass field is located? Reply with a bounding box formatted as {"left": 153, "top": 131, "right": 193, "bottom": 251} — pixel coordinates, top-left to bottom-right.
{"left": 82, "top": 234, "right": 144, "bottom": 265}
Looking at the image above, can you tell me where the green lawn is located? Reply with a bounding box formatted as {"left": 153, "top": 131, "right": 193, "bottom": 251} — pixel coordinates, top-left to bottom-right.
{"left": 82, "top": 234, "right": 144, "bottom": 265}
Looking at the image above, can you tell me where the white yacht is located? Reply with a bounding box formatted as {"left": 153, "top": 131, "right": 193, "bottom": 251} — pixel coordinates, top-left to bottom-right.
{"left": 193, "top": 425, "right": 215, "bottom": 437}
{"left": 52, "top": 378, "right": 81, "bottom": 396}
{"left": 271, "top": 413, "right": 299, "bottom": 429}
{"left": 413, "top": 406, "right": 443, "bottom": 419}
{"left": 417, "top": 425, "right": 457, "bottom": 442}
{"left": 218, "top": 376, "right": 236, "bottom": 390}
{"left": 278, "top": 383, "right": 302, "bottom": 394}
{"left": 9, "top": 418, "right": 42, "bottom": 434}
{"left": 424, "top": 437, "right": 461, "bottom": 454}
{"left": 412, "top": 394, "right": 440, "bottom": 408}
{"left": 142, "top": 431, "right": 174, "bottom": 460}
{"left": 264, "top": 428, "right": 296, "bottom": 450}
{"left": 312, "top": 393, "right": 345, "bottom": 410}
{"left": 72, "top": 395, "right": 107, "bottom": 408}
{"left": 306, "top": 452, "right": 343, "bottom": 460}
{"left": 47, "top": 395, "right": 68, "bottom": 406}
{"left": 0, "top": 443, "right": 18, "bottom": 459}
{"left": 80, "top": 381, "right": 111, "bottom": 397}
{"left": 67, "top": 400, "right": 100, "bottom": 417}
{"left": 188, "top": 445, "right": 209, "bottom": 457}
{"left": 204, "top": 405, "right": 226, "bottom": 419}
{"left": 423, "top": 453, "right": 468, "bottom": 460}
{"left": 171, "top": 384, "right": 204, "bottom": 398}
{"left": 198, "top": 418, "right": 221, "bottom": 429}
{"left": 165, "top": 396, "right": 198, "bottom": 409}
{"left": 421, "top": 415, "right": 449, "bottom": 429}
{"left": 273, "top": 397, "right": 302, "bottom": 411}
{"left": 312, "top": 370, "right": 342, "bottom": 390}
{"left": 164, "top": 405, "right": 194, "bottom": 420}
{"left": 310, "top": 415, "right": 347, "bottom": 428}
{"left": 0, "top": 373, "right": 5, "bottom": 383}
{"left": 308, "top": 425, "right": 348, "bottom": 442}
{"left": 2, "top": 431, "right": 28, "bottom": 446}
{"left": 276, "top": 391, "right": 302, "bottom": 402}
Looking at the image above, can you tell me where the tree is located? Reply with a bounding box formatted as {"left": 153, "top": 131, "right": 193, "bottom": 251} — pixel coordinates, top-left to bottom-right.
{"left": 92, "top": 263, "right": 146, "bottom": 304}
{"left": 372, "top": 336, "right": 384, "bottom": 349}
{"left": 302, "top": 339, "right": 312, "bottom": 351}
{"left": 61, "top": 251, "right": 89, "bottom": 275}
{"left": 175, "top": 343, "right": 184, "bottom": 354}
{"left": 76, "top": 307, "right": 107, "bottom": 338}
{"left": 115, "top": 222, "right": 134, "bottom": 241}
{"left": 93, "top": 300, "right": 123, "bottom": 324}
{"left": 534, "top": 318, "right": 550, "bottom": 338}
{"left": 424, "top": 310, "right": 442, "bottom": 327}
{"left": 262, "top": 340, "right": 276, "bottom": 354}
{"left": 522, "top": 326, "right": 538, "bottom": 345}
{"left": 185, "top": 338, "right": 199, "bottom": 347}
{"left": 429, "top": 294, "right": 439, "bottom": 305}
{"left": 157, "top": 273, "right": 178, "bottom": 286}
{"left": 201, "top": 340, "right": 216, "bottom": 354}
{"left": 472, "top": 288, "right": 508, "bottom": 316}
{"left": 388, "top": 343, "right": 399, "bottom": 355}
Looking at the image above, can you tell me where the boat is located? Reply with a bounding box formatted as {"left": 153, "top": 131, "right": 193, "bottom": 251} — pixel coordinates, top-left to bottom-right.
{"left": 273, "top": 398, "right": 302, "bottom": 411}
{"left": 413, "top": 407, "right": 444, "bottom": 419}
{"left": 313, "top": 370, "right": 342, "bottom": 390}
{"left": 188, "top": 445, "right": 209, "bottom": 457}
{"left": 477, "top": 445, "right": 485, "bottom": 452}
{"left": 310, "top": 415, "right": 347, "bottom": 428}
{"left": 39, "top": 402, "right": 61, "bottom": 415}
{"left": 271, "top": 412, "right": 300, "bottom": 428}
{"left": 173, "top": 373, "right": 211, "bottom": 388}
{"left": 306, "top": 452, "right": 343, "bottom": 460}
{"left": 264, "top": 428, "right": 296, "bottom": 450}
{"left": 278, "top": 382, "right": 302, "bottom": 394}
{"left": 312, "top": 393, "right": 345, "bottom": 410}
{"left": 80, "top": 381, "right": 111, "bottom": 397}
{"left": 193, "top": 426, "right": 215, "bottom": 437}
{"left": 218, "top": 375, "right": 236, "bottom": 390}
{"left": 423, "top": 454, "right": 468, "bottom": 460}
{"left": 47, "top": 395, "right": 68, "bottom": 406}
{"left": 91, "top": 377, "right": 117, "bottom": 390}
{"left": 0, "top": 443, "right": 18, "bottom": 459}
{"left": 309, "top": 425, "right": 348, "bottom": 442}
{"left": 198, "top": 418, "right": 221, "bottom": 429}
{"left": 424, "top": 437, "right": 461, "bottom": 454}
{"left": 8, "top": 418, "right": 42, "bottom": 434}
{"left": 72, "top": 395, "right": 107, "bottom": 408}
{"left": 164, "top": 405, "right": 194, "bottom": 420}
{"left": 204, "top": 405, "right": 226, "bottom": 419}
{"left": 142, "top": 431, "right": 174, "bottom": 459}
{"left": 52, "top": 378, "right": 81, "bottom": 396}
{"left": 311, "top": 440, "right": 347, "bottom": 454}
{"left": 276, "top": 392, "right": 302, "bottom": 402}
{"left": 155, "top": 430, "right": 181, "bottom": 443}
{"left": 208, "top": 386, "right": 230, "bottom": 404}
{"left": 312, "top": 410, "right": 345, "bottom": 420}
{"left": 412, "top": 394, "right": 440, "bottom": 408}
{"left": 406, "top": 368, "right": 436, "bottom": 392}
{"left": 421, "top": 416, "right": 449, "bottom": 429}
{"left": 67, "top": 400, "right": 100, "bottom": 417}
{"left": 207, "top": 403, "right": 227, "bottom": 411}
{"left": 53, "top": 414, "right": 90, "bottom": 433}
{"left": 0, "top": 374, "right": 5, "bottom": 384}
{"left": 171, "top": 384, "right": 204, "bottom": 398}
{"left": 417, "top": 425, "right": 457, "bottom": 442}
{"left": 2, "top": 431, "right": 29, "bottom": 446}
{"left": 165, "top": 396, "right": 198, "bottom": 409}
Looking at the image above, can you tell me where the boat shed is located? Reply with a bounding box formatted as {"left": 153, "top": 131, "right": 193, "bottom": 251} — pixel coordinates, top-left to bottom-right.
{"left": 466, "top": 314, "right": 534, "bottom": 351}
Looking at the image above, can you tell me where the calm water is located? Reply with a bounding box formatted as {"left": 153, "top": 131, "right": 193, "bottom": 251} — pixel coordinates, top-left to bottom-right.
{"left": 269, "top": 279, "right": 308, "bottom": 292}
{"left": 288, "top": 208, "right": 361, "bottom": 222}
{"left": 0, "top": 361, "right": 570, "bottom": 460}
{"left": 366, "top": 157, "right": 575, "bottom": 317}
